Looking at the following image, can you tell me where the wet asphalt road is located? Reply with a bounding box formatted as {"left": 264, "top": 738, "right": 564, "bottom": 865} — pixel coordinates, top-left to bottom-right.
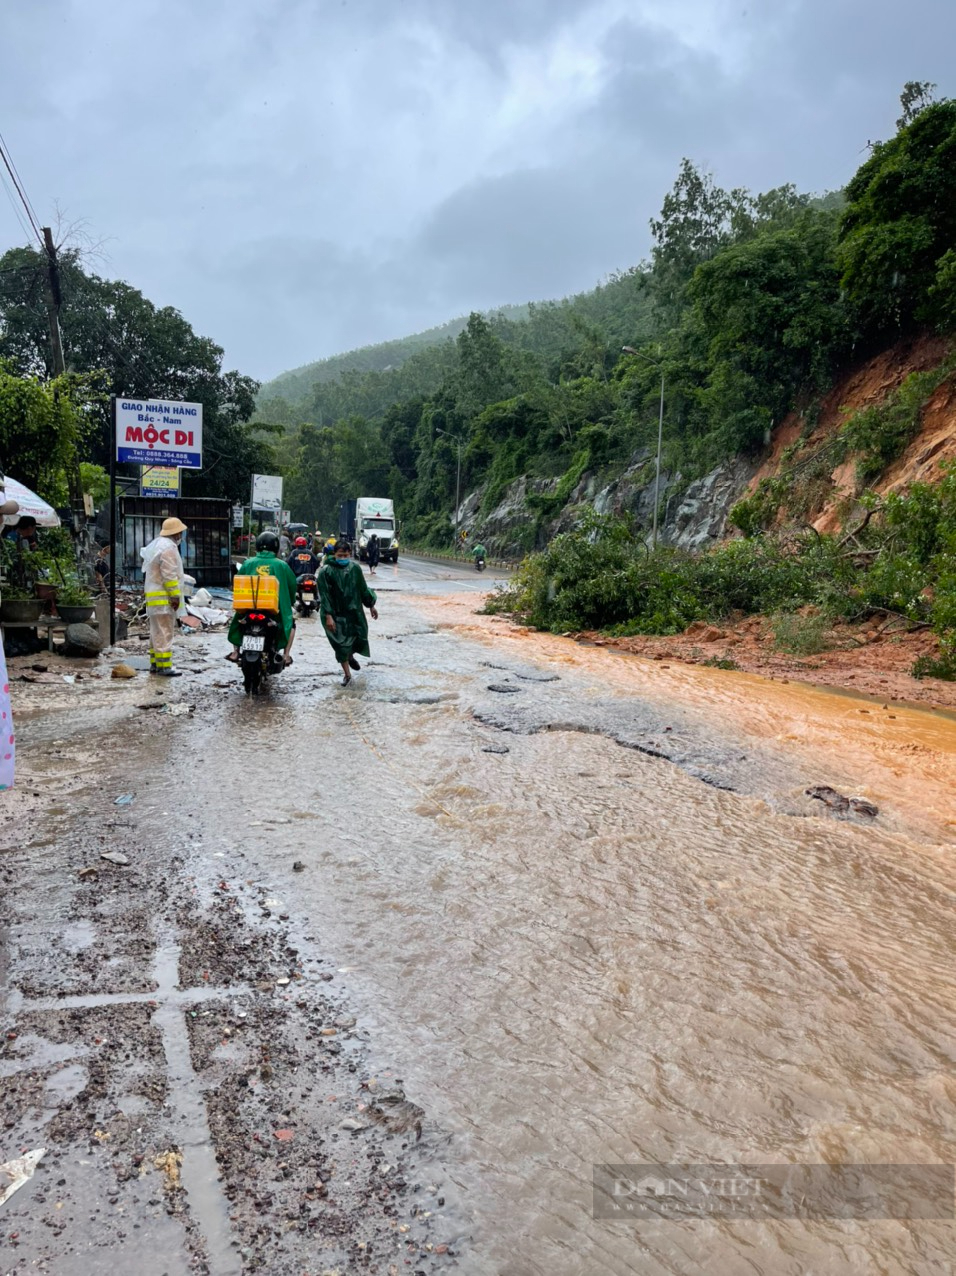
{"left": 2, "top": 555, "right": 956, "bottom": 1276}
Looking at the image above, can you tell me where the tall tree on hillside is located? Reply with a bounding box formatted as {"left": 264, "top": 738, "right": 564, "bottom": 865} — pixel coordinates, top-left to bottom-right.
{"left": 285, "top": 424, "right": 339, "bottom": 527}
{"left": 838, "top": 96, "right": 956, "bottom": 337}
{"left": 454, "top": 313, "right": 513, "bottom": 417}
{"left": 897, "top": 80, "right": 937, "bottom": 129}
{"left": 650, "top": 160, "right": 748, "bottom": 325}
{"left": 686, "top": 208, "right": 849, "bottom": 453}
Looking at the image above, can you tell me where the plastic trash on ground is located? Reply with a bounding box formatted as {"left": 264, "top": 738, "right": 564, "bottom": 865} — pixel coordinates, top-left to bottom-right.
{"left": 0, "top": 1148, "right": 45, "bottom": 1207}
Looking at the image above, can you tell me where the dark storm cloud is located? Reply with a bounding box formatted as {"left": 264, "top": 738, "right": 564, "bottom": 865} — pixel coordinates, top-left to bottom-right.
{"left": 0, "top": 0, "right": 954, "bottom": 381}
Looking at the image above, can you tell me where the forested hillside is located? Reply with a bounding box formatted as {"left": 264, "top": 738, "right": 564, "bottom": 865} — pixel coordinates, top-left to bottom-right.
{"left": 260, "top": 87, "right": 955, "bottom": 564}
{"left": 257, "top": 85, "right": 956, "bottom": 675}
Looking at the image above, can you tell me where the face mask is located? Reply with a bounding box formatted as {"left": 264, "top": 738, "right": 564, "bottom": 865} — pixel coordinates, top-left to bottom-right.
{"left": 334, "top": 558, "right": 350, "bottom": 567}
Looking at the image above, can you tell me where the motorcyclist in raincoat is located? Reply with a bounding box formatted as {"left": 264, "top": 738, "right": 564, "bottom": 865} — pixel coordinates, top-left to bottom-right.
{"left": 287, "top": 536, "right": 320, "bottom": 577}
{"left": 227, "top": 531, "right": 299, "bottom": 666}
{"left": 141, "top": 517, "right": 188, "bottom": 677}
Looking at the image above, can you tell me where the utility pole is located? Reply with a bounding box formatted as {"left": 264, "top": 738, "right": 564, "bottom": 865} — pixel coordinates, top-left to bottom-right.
{"left": 622, "top": 347, "right": 666, "bottom": 549}
{"left": 42, "top": 227, "right": 87, "bottom": 530}
{"left": 41, "top": 228, "right": 65, "bottom": 376}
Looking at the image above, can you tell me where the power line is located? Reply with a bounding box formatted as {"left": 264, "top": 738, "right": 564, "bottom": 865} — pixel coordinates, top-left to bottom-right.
{"left": 0, "top": 132, "right": 42, "bottom": 234}
{"left": 0, "top": 131, "right": 42, "bottom": 245}
{"left": 0, "top": 167, "right": 34, "bottom": 244}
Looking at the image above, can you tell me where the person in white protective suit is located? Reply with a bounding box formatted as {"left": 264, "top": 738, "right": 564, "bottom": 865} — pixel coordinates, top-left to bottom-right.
{"left": 141, "top": 516, "right": 188, "bottom": 677}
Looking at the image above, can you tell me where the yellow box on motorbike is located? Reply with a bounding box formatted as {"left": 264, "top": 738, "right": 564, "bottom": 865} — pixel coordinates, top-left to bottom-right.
{"left": 232, "top": 573, "right": 280, "bottom": 612}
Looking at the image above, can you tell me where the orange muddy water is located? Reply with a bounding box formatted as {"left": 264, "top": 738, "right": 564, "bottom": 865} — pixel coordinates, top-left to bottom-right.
{"left": 9, "top": 560, "right": 956, "bottom": 1275}
{"left": 186, "top": 577, "right": 956, "bottom": 1275}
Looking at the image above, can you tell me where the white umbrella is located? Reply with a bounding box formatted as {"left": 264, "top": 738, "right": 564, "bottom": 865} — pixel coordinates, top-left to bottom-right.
{"left": 0, "top": 476, "right": 61, "bottom": 528}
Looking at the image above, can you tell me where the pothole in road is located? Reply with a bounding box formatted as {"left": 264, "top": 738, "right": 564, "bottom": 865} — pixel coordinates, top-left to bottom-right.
{"left": 470, "top": 697, "right": 803, "bottom": 804}
{"left": 372, "top": 690, "right": 459, "bottom": 704}
{"left": 482, "top": 661, "right": 560, "bottom": 682}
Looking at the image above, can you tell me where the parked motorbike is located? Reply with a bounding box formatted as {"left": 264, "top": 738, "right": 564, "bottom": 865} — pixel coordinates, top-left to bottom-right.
{"left": 236, "top": 608, "right": 284, "bottom": 696}
{"left": 296, "top": 575, "right": 318, "bottom": 617}
{"left": 475, "top": 555, "right": 486, "bottom": 572}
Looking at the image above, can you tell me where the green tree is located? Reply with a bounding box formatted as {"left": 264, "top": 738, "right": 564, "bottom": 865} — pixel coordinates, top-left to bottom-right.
{"left": 685, "top": 208, "right": 849, "bottom": 452}
{"left": 0, "top": 246, "right": 269, "bottom": 501}
{"left": 897, "top": 80, "right": 937, "bottom": 129}
{"left": 0, "top": 367, "right": 98, "bottom": 500}
{"left": 285, "top": 424, "right": 339, "bottom": 527}
{"left": 650, "top": 159, "right": 749, "bottom": 324}
{"left": 838, "top": 97, "right": 956, "bottom": 336}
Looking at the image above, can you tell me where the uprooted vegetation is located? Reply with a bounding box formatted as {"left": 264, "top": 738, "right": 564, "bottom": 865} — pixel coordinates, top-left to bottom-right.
{"left": 484, "top": 468, "right": 956, "bottom": 680}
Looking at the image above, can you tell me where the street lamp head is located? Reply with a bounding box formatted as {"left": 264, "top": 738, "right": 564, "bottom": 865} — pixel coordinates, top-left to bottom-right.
{"left": 622, "top": 345, "right": 661, "bottom": 368}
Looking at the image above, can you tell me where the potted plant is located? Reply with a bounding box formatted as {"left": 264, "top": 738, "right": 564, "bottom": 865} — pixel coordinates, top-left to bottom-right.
{"left": 0, "top": 580, "right": 45, "bottom": 624}
{"left": 56, "top": 579, "right": 95, "bottom": 624}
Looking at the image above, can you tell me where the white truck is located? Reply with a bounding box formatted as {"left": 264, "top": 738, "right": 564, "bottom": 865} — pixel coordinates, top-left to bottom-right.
{"left": 354, "top": 496, "right": 399, "bottom": 563}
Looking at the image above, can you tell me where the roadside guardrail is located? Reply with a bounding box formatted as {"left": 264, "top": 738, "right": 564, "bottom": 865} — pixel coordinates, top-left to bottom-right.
{"left": 402, "top": 547, "right": 520, "bottom": 571}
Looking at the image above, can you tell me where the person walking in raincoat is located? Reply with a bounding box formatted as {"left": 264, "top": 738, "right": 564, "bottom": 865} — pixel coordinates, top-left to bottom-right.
{"left": 318, "top": 540, "right": 378, "bottom": 686}
{"left": 142, "top": 516, "right": 188, "bottom": 677}
{"left": 226, "top": 531, "right": 299, "bottom": 666}
{"left": 366, "top": 532, "right": 381, "bottom": 575}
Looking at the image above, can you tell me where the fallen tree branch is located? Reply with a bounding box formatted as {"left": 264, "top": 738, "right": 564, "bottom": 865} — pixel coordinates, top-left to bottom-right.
{"left": 838, "top": 504, "right": 882, "bottom": 549}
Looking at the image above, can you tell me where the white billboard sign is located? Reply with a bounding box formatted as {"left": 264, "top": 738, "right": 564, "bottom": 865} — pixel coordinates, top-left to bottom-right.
{"left": 251, "top": 473, "right": 283, "bottom": 511}
{"left": 116, "top": 398, "right": 202, "bottom": 469}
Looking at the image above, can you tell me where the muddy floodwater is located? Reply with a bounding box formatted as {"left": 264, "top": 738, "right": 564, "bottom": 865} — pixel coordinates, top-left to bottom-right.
{"left": 4, "top": 555, "right": 956, "bottom": 1276}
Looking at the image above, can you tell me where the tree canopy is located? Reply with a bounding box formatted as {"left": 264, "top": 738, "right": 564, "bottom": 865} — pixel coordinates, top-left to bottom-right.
{"left": 0, "top": 248, "right": 272, "bottom": 502}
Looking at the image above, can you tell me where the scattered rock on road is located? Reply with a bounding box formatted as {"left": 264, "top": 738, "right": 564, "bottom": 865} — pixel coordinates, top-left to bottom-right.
{"left": 849, "top": 796, "right": 879, "bottom": 817}
{"left": 806, "top": 786, "right": 877, "bottom": 816}
{"left": 806, "top": 785, "right": 850, "bottom": 811}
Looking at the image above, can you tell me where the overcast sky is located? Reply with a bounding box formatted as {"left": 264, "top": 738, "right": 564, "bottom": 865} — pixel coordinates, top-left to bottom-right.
{"left": 2, "top": 0, "right": 954, "bottom": 384}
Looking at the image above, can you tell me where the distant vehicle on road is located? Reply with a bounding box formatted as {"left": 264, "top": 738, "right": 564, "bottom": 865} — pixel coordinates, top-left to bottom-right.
{"left": 339, "top": 497, "right": 399, "bottom": 563}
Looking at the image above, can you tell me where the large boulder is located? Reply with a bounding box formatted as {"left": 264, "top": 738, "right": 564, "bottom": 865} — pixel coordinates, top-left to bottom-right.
{"left": 62, "top": 623, "right": 104, "bottom": 657}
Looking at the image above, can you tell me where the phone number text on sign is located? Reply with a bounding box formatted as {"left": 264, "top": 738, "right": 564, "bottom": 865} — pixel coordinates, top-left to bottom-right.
{"left": 116, "top": 398, "right": 203, "bottom": 469}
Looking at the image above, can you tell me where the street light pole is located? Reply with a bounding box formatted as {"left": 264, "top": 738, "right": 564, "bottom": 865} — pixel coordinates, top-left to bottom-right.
{"left": 622, "top": 347, "right": 666, "bottom": 549}
{"left": 437, "top": 429, "right": 464, "bottom": 552}
{"left": 652, "top": 369, "right": 664, "bottom": 550}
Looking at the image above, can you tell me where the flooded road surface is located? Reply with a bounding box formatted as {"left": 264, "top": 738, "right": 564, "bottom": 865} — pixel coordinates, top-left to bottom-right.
{"left": 7, "top": 554, "right": 956, "bottom": 1275}
{"left": 171, "top": 557, "right": 956, "bottom": 1275}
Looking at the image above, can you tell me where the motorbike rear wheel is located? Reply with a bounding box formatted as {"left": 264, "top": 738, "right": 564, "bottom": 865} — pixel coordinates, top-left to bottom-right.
{"left": 242, "top": 659, "right": 262, "bottom": 696}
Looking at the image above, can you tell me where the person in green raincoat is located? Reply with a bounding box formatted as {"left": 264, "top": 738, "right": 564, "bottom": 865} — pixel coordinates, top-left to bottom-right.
{"left": 227, "top": 531, "right": 299, "bottom": 665}
{"left": 318, "top": 540, "right": 379, "bottom": 686}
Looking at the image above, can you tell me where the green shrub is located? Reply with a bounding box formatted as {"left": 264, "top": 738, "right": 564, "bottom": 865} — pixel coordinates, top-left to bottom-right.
{"left": 728, "top": 477, "right": 787, "bottom": 535}
{"left": 771, "top": 611, "right": 831, "bottom": 654}
{"left": 487, "top": 476, "right": 956, "bottom": 660}
{"left": 912, "top": 651, "right": 956, "bottom": 681}
{"left": 485, "top": 513, "right": 850, "bottom": 635}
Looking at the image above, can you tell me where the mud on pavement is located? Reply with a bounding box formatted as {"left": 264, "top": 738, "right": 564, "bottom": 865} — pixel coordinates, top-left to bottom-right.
{"left": 0, "top": 675, "right": 466, "bottom": 1276}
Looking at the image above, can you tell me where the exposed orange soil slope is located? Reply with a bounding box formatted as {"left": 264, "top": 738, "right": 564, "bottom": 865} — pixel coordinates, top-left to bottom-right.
{"left": 747, "top": 333, "right": 955, "bottom": 533}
